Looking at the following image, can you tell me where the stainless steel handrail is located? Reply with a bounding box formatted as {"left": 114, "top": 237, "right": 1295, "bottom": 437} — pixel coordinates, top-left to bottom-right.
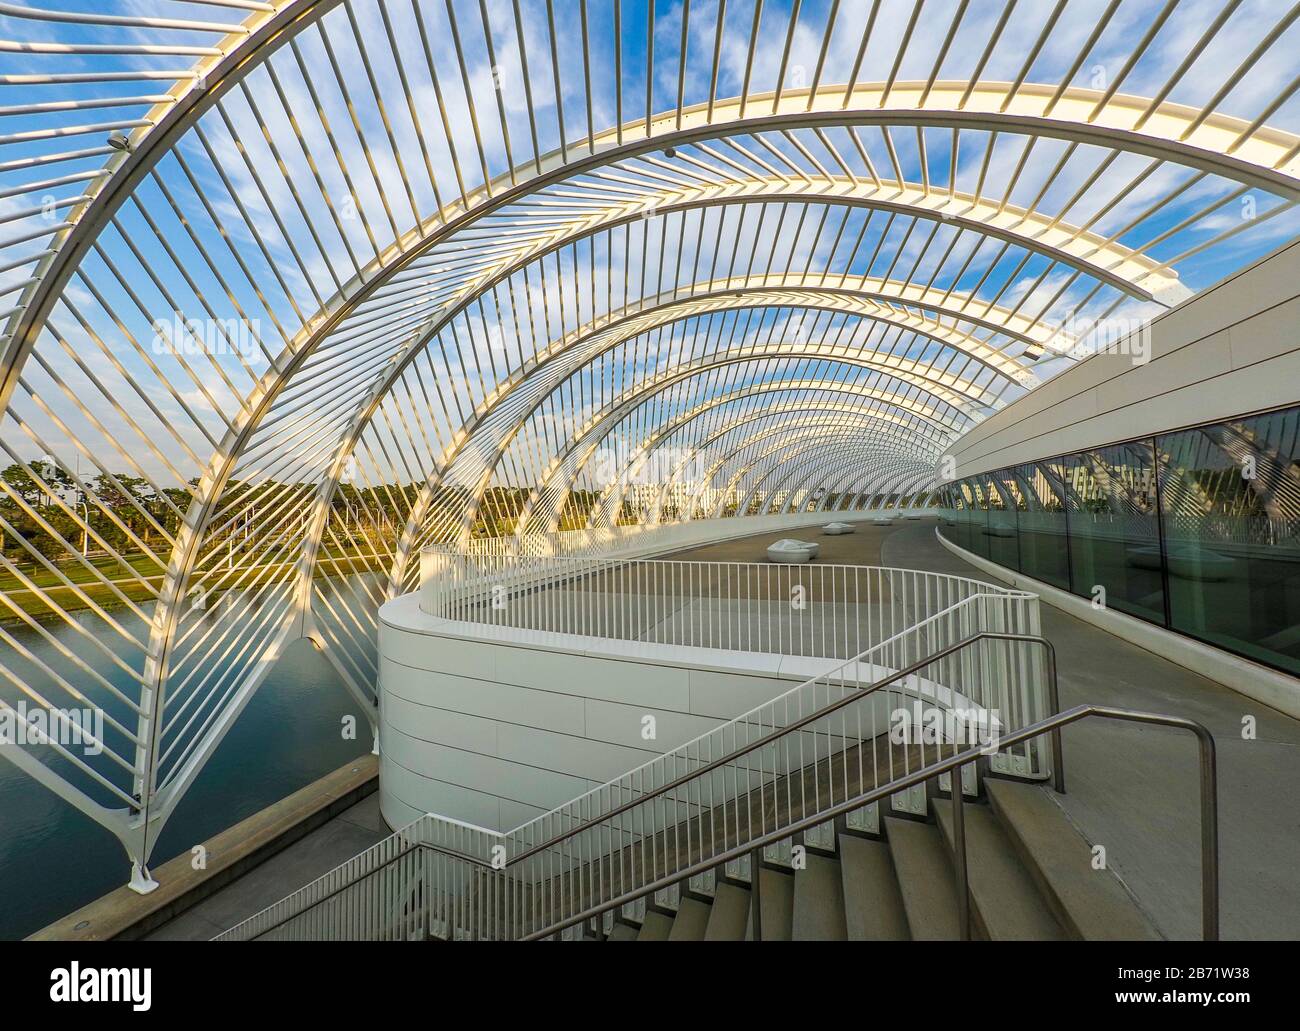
{"left": 525, "top": 703, "right": 1218, "bottom": 942}
{"left": 224, "top": 628, "right": 1056, "bottom": 940}
{"left": 234, "top": 834, "right": 505, "bottom": 940}
{"left": 504, "top": 630, "right": 1062, "bottom": 867}
{"left": 244, "top": 843, "right": 423, "bottom": 940}
{"left": 231, "top": 701, "right": 1216, "bottom": 943}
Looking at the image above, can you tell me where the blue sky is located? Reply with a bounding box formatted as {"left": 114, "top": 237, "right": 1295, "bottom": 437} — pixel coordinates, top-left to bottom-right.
{"left": 2, "top": 0, "right": 1299, "bottom": 489}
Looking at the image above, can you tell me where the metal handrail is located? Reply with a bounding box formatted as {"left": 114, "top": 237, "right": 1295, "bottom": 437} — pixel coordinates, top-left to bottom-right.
{"left": 428, "top": 546, "right": 1039, "bottom": 602}
{"left": 218, "top": 622, "right": 1053, "bottom": 940}
{"left": 244, "top": 843, "right": 423, "bottom": 940}
{"left": 524, "top": 703, "right": 1218, "bottom": 942}
{"left": 224, "top": 702, "right": 1216, "bottom": 943}
{"left": 504, "top": 630, "right": 1062, "bottom": 867}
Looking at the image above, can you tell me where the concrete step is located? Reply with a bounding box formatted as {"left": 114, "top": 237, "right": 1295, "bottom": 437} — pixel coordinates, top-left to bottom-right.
{"left": 636, "top": 909, "right": 675, "bottom": 941}
{"left": 838, "top": 833, "right": 910, "bottom": 940}
{"left": 607, "top": 921, "right": 639, "bottom": 941}
{"left": 884, "top": 815, "right": 961, "bottom": 940}
{"left": 704, "top": 882, "right": 751, "bottom": 940}
{"left": 932, "top": 797, "right": 1065, "bottom": 941}
{"left": 792, "top": 852, "right": 848, "bottom": 940}
{"left": 745, "top": 866, "right": 794, "bottom": 940}
{"left": 667, "top": 896, "right": 712, "bottom": 941}
{"left": 984, "top": 778, "right": 1162, "bottom": 940}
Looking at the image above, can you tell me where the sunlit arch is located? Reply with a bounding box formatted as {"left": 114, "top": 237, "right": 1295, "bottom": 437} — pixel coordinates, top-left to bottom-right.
{"left": 588, "top": 404, "right": 941, "bottom": 529}
{"left": 3, "top": 0, "right": 1299, "bottom": 885}
{"left": 513, "top": 359, "right": 964, "bottom": 536}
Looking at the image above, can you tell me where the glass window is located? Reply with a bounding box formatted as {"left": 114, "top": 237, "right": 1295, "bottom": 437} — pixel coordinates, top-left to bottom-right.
{"left": 1061, "top": 442, "right": 1165, "bottom": 622}
{"left": 947, "top": 480, "right": 978, "bottom": 553}
{"left": 985, "top": 470, "right": 1021, "bottom": 569}
{"left": 1013, "top": 462, "right": 1070, "bottom": 588}
{"left": 930, "top": 404, "right": 1299, "bottom": 677}
{"left": 1157, "top": 411, "right": 1300, "bottom": 676}
{"left": 967, "top": 477, "right": 992, "bottom": 559}
{"left": 941, "top": 482, "right": 960, "bottom": 548}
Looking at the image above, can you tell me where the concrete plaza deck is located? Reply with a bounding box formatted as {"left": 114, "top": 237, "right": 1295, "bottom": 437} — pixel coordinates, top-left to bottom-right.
{"left": 144, "top": 790, "right": 389, "bottom": 941}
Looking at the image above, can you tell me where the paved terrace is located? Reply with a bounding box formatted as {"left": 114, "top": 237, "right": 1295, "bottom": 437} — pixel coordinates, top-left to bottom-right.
{"left": 878, "top": 523, "right": 1300, "bottom": 942}
{"left": 444, "top": 523, "right": 909, "bottom": 659}
{"left": 143, "top": 521, "right": 1298, "bottom": 940}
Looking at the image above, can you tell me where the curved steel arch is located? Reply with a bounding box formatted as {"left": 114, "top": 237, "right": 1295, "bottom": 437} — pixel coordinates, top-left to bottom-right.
{"left": 645, "top": 403, "right": 941, "bottom": 510}
{"left": 527, "top": 375, "right": 953, "bottom": 537}
{"left": 0, "top": 0, "right": 338, "bottom": 410}
{"left": 575, "top": 393, "right": 944, "bottom": 529}
{"left": 355, "top": 275, "right": 1036, "bottom": 597}
{"left": 371, "top": 280, "right": 1029, "bottom": 546}
{"left": 385, "top": 379, "right": 944, "bottom": 590}
{"left": 693, "top": 422, "right": 903, "bottom": 521}
{"left": 513, "top": 359, "right": 963, "bottom": 537}
{"left": 731, "top": 435, "right": 932, "bottom": 519}
{"left": 305, "top": 267, "right": 1045, "bottom": 579}
{"left": 707, "top": 435, "right": 932, "bottom": 522}
{"left": 5, "top": 1, "right": 1300, "bottom": 888}
{"left": 588, "top": 404, "right": 941, "bottom": 530}
{"left": 438, "top": 340, "right": 972, "bottom": 537}
{"left": 654, "top": 412, "right": 923, "bottom": 524}
{"left": 761, "top": 441, "right": 937, "bottom": 517}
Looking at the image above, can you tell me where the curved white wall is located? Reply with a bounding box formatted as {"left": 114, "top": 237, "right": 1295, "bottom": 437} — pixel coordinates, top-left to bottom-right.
{"left": 377, "top": 593, "right": 859, "bottom": 832}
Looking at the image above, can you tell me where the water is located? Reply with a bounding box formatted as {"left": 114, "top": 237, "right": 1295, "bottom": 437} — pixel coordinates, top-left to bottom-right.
{"left": 0, "top": 618, "right": 373, "bottom": 940}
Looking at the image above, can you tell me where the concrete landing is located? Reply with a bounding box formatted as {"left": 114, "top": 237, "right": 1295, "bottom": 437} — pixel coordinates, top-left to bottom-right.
{"left": 146, "top": 790, "right": 388, "bottom": 940}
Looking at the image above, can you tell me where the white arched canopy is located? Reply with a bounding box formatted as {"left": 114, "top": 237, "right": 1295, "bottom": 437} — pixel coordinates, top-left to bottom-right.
{"left": 1, "top": 0, "right": 1298, "bottom": 884}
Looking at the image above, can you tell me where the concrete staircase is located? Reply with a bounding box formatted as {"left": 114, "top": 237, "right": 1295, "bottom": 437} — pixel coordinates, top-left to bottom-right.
{"left": 588, "top": 778, "right": 1162, "bottom": 941}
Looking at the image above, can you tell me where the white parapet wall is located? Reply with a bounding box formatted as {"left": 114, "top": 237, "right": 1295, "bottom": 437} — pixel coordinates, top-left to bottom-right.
{"left": 378, "top": 595, "right": 870, "bottom": 831}
{"left": 388, "top": 515, "right": 878, "bottom": 830}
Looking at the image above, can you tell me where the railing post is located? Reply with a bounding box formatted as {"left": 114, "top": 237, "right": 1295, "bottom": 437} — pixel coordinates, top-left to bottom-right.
{"left": 951, "top": 762, "right": 970, "bottom": 941}
{"left": 749, "top": 847, "right": 763, "bottom": 941}
{"left": 1198, "top": 729, "right": 1219, "bottom": 942}
{"left": 1045, "top": 641, "right": 1066, "bottom": 794}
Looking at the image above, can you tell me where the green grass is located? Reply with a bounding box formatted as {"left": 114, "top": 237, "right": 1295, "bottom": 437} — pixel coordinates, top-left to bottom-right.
{"left": 0, "top": 545, "right": 397, "bottom": 627}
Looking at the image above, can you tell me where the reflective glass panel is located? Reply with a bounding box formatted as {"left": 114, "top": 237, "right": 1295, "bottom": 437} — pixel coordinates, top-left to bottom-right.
{"left": 1061, "top": 442, "right": 1165, "bottom": 621}
{"left": 1157, "top": 411, "right": 1300, "bottom": 675}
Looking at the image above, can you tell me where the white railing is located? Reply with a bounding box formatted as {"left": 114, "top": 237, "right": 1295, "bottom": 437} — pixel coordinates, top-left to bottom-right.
{"left": 420, "top": 552, "right": 1012, "bottom": 662}
{"left": 216, "top": 587, "right": 1048, "bottom": 942}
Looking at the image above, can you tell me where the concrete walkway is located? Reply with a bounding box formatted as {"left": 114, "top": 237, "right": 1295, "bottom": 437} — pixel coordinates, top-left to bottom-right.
{"left": 881, "top": 523, "right": 1300, "bottom": 941}
{"left": 147, "top": 793, "right": 389, "bottom": 940}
